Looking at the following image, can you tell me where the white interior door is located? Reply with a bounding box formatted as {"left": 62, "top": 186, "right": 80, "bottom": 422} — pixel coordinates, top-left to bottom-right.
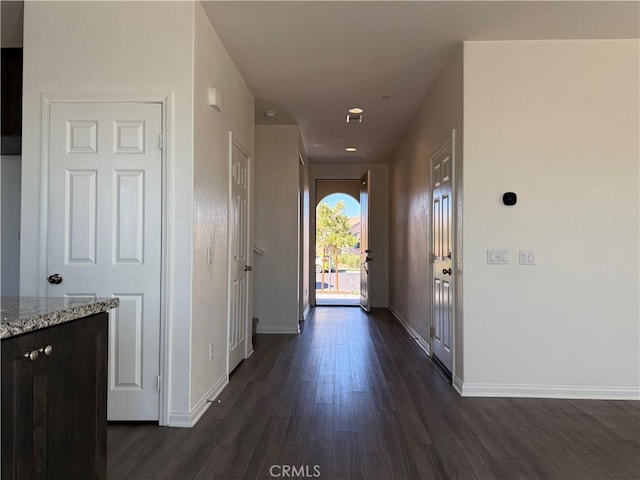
{"left": 431, "top": 135, "right": 454, "bottom": 374}
{"left": 228, "top": 136, "right": 251, "bottom": 373}
{"left": 47, "top": 102, "right": 162, "bottom": 420}
{"left": 359, "top": 171, "right": 371, "bottom": 312}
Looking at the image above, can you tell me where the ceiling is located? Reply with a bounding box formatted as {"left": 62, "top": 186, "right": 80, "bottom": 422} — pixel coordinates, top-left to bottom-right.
{"left": 202, "top": 1, "right": 639, "bottom": 163}
{"left": 2, "top": 1, "right": 638, "bottom": 163}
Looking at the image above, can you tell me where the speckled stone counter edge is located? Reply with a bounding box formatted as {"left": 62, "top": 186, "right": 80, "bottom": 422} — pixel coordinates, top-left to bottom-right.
{"left": 0, "top": 298, "right": 119, "bottom": 339}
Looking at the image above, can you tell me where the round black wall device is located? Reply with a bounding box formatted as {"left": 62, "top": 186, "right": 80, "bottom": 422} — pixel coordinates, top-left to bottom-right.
{"left": 503, "top": 192, "right": 517, "bottom": 206}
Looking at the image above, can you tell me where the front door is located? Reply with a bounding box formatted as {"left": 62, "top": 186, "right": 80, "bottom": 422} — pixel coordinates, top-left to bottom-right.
{"left": 47, "top": 102, "right": 162, "bottom": 420}
{"left": 359, "top": 171, "right": 371, "bottom": 312}
{"left": 228, "top": 136, "right": 251, "bottom": 372}
{"left": 431, "top": 134, "right": 454, "bottom": 375}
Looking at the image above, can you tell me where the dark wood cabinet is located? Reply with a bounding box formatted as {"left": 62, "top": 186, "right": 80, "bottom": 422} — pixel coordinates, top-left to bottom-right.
{"left": 1, "top": 313, "right": 108, "bottom": 480}
{"left": 1, "top": 333, "right": 34, "bottom": 479}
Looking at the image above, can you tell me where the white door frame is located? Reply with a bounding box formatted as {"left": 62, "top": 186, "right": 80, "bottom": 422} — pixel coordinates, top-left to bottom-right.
{"left": 309, "top": 171, "right": 369, "bottom": 307}
{"left": 227, "top": 131, "right": 254, "bottom": 371}
{"left": 39, "top": 92, "right": 172, "bottom": 425}
{"left": 429, "top": 129, "right": 456, "bottom": 382}
{"left": 359, "top": 171, "right": 371, "bottom": 312}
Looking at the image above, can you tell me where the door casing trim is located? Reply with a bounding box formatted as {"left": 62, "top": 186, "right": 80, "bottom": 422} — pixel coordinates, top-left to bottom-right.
{"left": 309, "top": 172, "right": 369, "bottom": 308}
{"left": 227, "top": 131, "right": 254, "bottom": 374}
{"left": 40, "top": 92, "right": 172, "bottom": 426}
{"left": 429, "top": 129, "right": 457, "bottom": 383}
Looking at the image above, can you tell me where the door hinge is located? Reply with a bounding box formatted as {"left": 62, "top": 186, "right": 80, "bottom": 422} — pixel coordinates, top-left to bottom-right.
{"left": 156, "top": 375, "right": 161, "bottom": 392}
{"left": 430, "top": 326, "right": 435, "bottom": 338}
{"left": 158, "top": 134, "right": 164, "bottom": 150}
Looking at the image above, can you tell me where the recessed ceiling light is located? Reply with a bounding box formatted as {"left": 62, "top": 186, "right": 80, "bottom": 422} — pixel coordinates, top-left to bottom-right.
{"left": 345, "top": 147, "right": 357, "bottom": 152}
{"left": 348, "top": 107, "right": 364, "bottom": 114}
{"left": 264, "top": 110, "right": 277, "bottom": 118}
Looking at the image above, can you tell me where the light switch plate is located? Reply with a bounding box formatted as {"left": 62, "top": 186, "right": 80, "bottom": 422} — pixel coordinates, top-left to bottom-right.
{"left": 519, "top": 249, "right": 535, "bottom": 265}
{"left": 487, "top": 249, "right": 509, "bottom": 265}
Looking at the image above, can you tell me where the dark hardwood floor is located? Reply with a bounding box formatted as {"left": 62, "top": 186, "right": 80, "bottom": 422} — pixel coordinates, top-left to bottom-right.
{"left": 107, "top": 307, "right": 640, "bottom": 480}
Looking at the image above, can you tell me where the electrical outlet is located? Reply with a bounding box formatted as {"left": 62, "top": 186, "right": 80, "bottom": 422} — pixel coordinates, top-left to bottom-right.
{"left": 209, "top": 344, "right": 214, "bottom": 361}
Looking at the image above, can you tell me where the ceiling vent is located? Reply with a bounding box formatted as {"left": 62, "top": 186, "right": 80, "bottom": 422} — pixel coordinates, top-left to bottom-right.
{"left": 346, "top": 113, "right": 363, "bottom": 123}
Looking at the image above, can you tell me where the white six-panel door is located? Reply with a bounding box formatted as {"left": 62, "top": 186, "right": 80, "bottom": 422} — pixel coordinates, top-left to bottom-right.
{"left": 228, "top": 137, "right": 251, "bottom": 373}
{"left": 47, "top": 102, "right": 162, "bottom": 420}
{"left": 431, "top": 136, "right": 454, "bottom": 374}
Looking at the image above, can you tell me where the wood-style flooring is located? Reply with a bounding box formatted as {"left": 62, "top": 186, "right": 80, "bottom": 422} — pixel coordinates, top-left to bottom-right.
{"left": 107, "top": 307, "right": 640, "bottom": 479}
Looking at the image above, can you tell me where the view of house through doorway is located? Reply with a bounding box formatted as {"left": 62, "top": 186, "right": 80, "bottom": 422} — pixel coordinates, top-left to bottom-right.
{"left": 315, "top": 186, "right": 361, "bottom": 306}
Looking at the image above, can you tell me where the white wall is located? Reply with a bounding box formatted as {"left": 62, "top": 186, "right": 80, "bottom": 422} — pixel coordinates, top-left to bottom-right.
{"left": 462, "top": 40, "right": 639, "bottom": 398}
{"left": 21, "top": 1, "right": 196, "bottom": 421}
{"left": 254, "top": 125, "right": 301, "bottom": 333}
{"left": 389, "top": 47, "right": 464, "bottom": 375}
{"left": 299, "top": 148, "right": 310, "bottom": 320}
{"left": 1, "top": 156, "right": 21, "bottom": 296}
{"left": 191, "top": 2, "right": 254, "bottom": 411}
{"left": 310, "top": 163, "right": 390, "bottom": 308}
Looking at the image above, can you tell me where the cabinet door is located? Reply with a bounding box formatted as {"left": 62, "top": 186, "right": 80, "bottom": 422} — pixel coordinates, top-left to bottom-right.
{"left": 1, "top": 333, "right": 34, "bottom": 480}
{"left": 32, "top": 313, "right": 108, "bottom": 480}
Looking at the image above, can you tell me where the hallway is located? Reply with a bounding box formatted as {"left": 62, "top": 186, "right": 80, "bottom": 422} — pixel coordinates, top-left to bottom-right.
{"left": 107, "top": 307, "right": 640, "bottom": 479}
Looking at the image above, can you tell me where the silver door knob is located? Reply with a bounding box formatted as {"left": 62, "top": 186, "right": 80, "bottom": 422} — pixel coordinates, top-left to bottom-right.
{"left": 48, "top": 273, "right": 63, "bottom": 284}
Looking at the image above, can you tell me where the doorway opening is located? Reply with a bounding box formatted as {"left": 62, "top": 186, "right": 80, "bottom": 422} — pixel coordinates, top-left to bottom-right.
{"left": 315, "top": 191, "right": 360, "bottom": 306}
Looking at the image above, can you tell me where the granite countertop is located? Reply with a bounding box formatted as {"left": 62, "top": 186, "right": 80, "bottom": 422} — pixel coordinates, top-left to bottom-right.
{"left": 0, "top": 297, "right": 119, "bottom": 339}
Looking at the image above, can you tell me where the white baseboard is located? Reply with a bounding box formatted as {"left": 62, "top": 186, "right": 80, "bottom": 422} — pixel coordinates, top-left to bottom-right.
{"left": 256, "top": 323, "right": 300, "bottom": 334}
{"left": 388, "top": 305, "right": 431, "bottom": 357}
{"left": 167, "top": 410, "right": 192, "bottom": 427}
{"left": 301, "top": 303, "right": 311, "bottom": 321}
{"left": 167, "top": 374, "right": 229, "bottom": 427}
{"left": 453, "top": 376, "right": 464, "bottom": 395}
{"left": 458, "top": 382, "right": 640, "bottom": 400}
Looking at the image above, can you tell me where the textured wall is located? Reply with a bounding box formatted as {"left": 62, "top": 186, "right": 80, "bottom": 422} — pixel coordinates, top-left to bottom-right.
{"left": 191, "top": 2, "right": 255, "bottom": 410}
{"left": 389, "top": 47, "right": 464, "bottom": 376}
{"left": 462, "top": 40, "right": 639, "bottom": 396}
{"left": 299, "top": 150, "right": 311, "bottom": 320}
{"left": 254, "top": 125, "right": 301, "bottom": 333}
{"left": 21, "top": 0, "right": 196, "bottom": 419}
